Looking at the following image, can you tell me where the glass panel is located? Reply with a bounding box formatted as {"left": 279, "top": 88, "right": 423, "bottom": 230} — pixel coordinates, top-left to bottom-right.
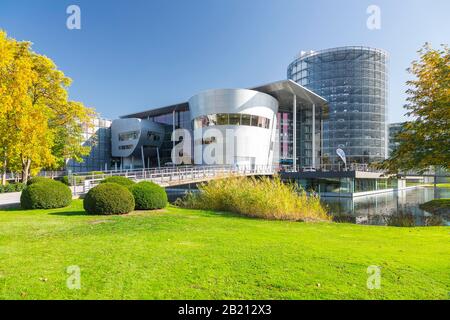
{"left": 118, "top": 131, "right": 139, "bottom": 141}
{"left": 229, "top": 114, "right": 240, "bottom": 125}
{"left": 118, "top": 144, "right": 133, "bottom": 150}
{"left": 256, "top": 117, "right": 267, "bottom": 128}
{"left": 216, "top": 114, "right": 229, "bottom": 125}
{"left": 240, "top": 114, "right": 251, "bottom": 126}
{"left": 206, "top": 114, "right": 217, "bottom": 126}
{"left": 193, "top": 114, "right": 271, "bottom": 128}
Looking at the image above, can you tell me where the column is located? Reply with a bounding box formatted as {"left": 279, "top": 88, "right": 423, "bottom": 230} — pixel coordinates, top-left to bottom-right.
{"left": 141, "top": 145, "right": 145, "bottom": 169}
{"left": 172, "top": 110, "right": 176, "bottom": 168}
{"left": 312, "top": 103, "right": 316, "bottom": 169}
{"left": 293, "top": 94, "right": 297, "bottom": 172}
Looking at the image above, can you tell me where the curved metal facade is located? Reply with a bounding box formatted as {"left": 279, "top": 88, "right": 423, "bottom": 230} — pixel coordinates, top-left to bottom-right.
{"left": 188, "top": 89, "right": 278, "bottom": 166}
{"left": 288, "top": 46, "right": 388, "bottom": 166}
{"left": 111, "top": 118, "right": 165, "bottom": 169}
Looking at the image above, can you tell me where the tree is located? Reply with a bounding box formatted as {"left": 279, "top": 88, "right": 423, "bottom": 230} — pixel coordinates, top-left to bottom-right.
{"left": 0, "top": 30, "right": 95, "bottom": 184}
{"left": 377, "top": 44, "right": 450, "bottom": 174}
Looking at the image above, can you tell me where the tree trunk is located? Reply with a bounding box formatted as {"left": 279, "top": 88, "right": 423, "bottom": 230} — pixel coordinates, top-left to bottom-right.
{"left": 21, "top": 158, "right": 31, "bottom": 184}
{"left": 2, "top": 150, "right": 7, "bottom": 186}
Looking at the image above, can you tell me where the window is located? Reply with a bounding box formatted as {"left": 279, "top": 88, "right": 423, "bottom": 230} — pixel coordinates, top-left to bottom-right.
{"left": 202, "top": 137, "right": 216, "bottom": 145}
{"left": 229, "top": 114, "right": 240, "bottom": 125}
{"left": 216, "top": 114, "right": 229, "bottom": 125}
{"left": 118, "top": 144, "right": 133, "bottom": 150}
{"left": 118, "top": 131, "right": 138, "bottom": 141}
{"left": 147, "top": 131, "right": 161, "bottom": 141}
{"left": 192, "top": 114, "right": 271, "bottom": 129}
{"left": 254, "top": 116, "right": 268, "bottom": 128}
{"left": 240, "top": 114, "right": 251, "bottom": 126}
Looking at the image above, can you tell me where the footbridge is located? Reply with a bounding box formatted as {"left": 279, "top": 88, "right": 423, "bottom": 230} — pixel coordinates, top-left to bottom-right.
{"left": 69, "top": 165, "right": 275, "bottom": 196}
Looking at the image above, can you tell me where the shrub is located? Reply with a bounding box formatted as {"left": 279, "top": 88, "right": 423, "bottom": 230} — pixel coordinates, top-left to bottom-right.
{"left": 100, "top": 176, "right": 135, "bottom": 187}
{"left": 60, "top": 176, "right": 70, "bottom": 185}
{"left": 13, "top": 182, "right": 26, "bottom": 192}
{"left": 27, "top": 176, "right": 52, "bottom": 185}
{"left": 20, "top": 180, "right": 72, "bottom": 209}
{"left": 129, "top": 181, "right": 167, "bottom": 210}
{"left": 4, "top": 183, "right": 16, "bottom": 193}
{"left": 176, "top": 176, "right": 329, "bottom": 222}
{"left": 0, "top": 182, "right": 23, "bottom": 193}
{"left": 83, "top": 183, "right": 135, "bottom": 215}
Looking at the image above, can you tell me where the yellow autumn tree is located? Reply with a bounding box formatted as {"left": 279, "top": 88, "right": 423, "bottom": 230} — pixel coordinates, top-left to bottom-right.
{"left": 0, "top": 30, "right": 95, "bottom": 184}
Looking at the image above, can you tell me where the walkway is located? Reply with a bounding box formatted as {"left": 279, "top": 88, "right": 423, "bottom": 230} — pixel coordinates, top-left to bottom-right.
{"left": 70, "top": 165, "right": 275, "bottom": 195}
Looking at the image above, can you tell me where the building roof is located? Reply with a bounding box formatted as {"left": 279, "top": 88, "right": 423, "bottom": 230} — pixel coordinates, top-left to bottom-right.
{"left": 120, "top": 80, "right": 327, "bottom": 119}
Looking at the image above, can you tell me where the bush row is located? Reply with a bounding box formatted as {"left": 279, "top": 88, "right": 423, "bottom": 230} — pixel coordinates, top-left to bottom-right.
{"left": 84, "top": 178, "right": 167, "bottom": 215}
{"left": 18, "top": 175, "right": 168, "bottom": 215}
{"left": 0, "top": 182, "right": 26, "bottom": 193}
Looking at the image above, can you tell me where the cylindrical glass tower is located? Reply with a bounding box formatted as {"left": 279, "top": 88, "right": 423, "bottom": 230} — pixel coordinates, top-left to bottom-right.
{"left": 287, "top": 46, "right": 388, "bottom": 167}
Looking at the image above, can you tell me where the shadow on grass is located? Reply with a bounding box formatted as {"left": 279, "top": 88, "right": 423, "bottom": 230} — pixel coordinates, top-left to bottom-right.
{"left": 176, "top": 206, "right": 284, "bottom": 222}
{"left": 48, "top": 210, "right": 89, "bottom": 216}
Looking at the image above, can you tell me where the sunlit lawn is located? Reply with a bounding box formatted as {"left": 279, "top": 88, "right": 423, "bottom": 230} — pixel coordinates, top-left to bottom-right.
{"left": 0, "top": 200, "right": 448, "bottom": 300}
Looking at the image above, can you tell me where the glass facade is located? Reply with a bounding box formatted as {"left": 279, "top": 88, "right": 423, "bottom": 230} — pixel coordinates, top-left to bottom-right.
{"left": 192, "top": 113, "right": 271, "bottom": 129}
{"left": 290, "top": 177, "right": 398, "bottom": 194}
{"left": 288, "top": 46, "right": 388, "bottom": 166}
{"left": 66, "top": 118, "right": 112, "bottom": 173}
{"left": 388, "top": 122, "right": 404, "bottom": 156}
{"left": 148, "top": 110, "right": 191, "bottom": 165}
{"left": 277, "top": 112, "right": 293, "bottom": 165}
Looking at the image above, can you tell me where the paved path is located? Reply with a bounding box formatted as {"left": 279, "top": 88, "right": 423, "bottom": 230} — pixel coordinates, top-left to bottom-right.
{"left": 0, "top": 192, "right": 21, "bottom": 208}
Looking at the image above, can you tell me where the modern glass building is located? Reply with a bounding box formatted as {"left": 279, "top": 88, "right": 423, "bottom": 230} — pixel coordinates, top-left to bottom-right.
{"left": 66, "top": 117, "right": 112, "bottom": 172}
{"left": 287, "top": 46, "right": 389, "bottom": 167}
{"left": 113, "top": 80, "right": 327, "bottom": 170}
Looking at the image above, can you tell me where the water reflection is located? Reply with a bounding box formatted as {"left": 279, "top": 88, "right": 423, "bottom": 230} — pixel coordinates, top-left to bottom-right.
{"left": 322, "top": 187, "right": 450, "bottom": 227}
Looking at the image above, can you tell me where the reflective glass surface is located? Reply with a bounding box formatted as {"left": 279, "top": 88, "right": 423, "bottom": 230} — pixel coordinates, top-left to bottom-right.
{"left": 288, "top": 47, "right": 388, "bottom": 165}
{"left": 193, "top": 114, "right": 271, "bottom": 129}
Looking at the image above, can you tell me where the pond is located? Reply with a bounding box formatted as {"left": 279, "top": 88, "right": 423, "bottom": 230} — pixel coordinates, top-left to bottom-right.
{"left": 322, "top": 187, "right": 450, "bottom": 227}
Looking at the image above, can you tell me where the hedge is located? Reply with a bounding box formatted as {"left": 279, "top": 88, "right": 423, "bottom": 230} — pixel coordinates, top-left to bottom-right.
{"left": 0, "top": 182, "right": 25, "bottom": 193}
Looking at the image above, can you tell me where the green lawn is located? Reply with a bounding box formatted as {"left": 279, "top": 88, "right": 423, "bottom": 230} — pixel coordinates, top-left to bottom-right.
{"left": 423, "top": 183, "right": 450, "bottom": 188}
{"left": 0, "top": 200, "right": 449, "bottom": 300}
{"left": 419, "top": 199, "right": 450, "bottom": 214}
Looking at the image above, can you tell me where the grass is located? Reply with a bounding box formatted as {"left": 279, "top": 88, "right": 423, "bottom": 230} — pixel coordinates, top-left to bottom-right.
{"left": 422, "top": 183, "right": 450, "bottom": 188}
{"left": 0, "top": 200, "right": 449, "bottom": 300}
{"left": 419, "top": 198, "right": 450, "bottom": 214}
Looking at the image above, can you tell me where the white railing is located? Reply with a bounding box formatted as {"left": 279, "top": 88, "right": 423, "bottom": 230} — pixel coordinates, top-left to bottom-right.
{"left": 280, "top": 163, "right": 384, "bottom": 173}
{"left": 69, "top": 165, "right": 275, "bottom": 195}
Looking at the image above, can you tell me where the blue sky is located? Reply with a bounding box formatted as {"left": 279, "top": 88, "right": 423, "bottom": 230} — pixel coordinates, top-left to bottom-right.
{"left": 0, "top": 0, "right": 448, "bottom": 122}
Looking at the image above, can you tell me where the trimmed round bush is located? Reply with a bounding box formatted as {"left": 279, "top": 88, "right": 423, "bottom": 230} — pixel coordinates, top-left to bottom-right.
{"left": 84, "top": 183, "right": 135, "bottom": 215}
{"left": 27, "top": 176, "right": 52, "bottom": 185}
{"left": 20, "top": 180, "right": 72, "bottom": 209}
{"left": 128, "top": 181, "right": 168, "bottom": 210}
{"left": 100, "top": 176, "right": 135, "bottom": 187}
